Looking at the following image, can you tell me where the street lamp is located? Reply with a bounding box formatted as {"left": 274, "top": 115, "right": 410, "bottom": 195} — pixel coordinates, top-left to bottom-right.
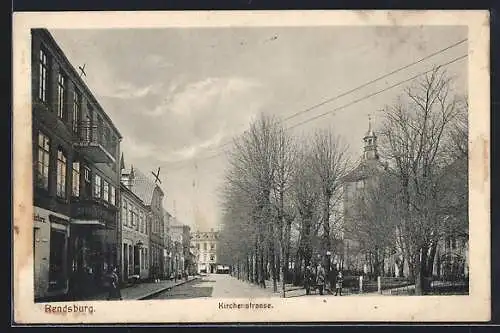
{"left": 326, "top": 251, "right": 332, "bottom": 291}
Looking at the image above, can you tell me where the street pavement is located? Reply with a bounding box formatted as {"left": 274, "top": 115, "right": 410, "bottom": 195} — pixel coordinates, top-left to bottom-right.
{"left": 149, "top": 273, "right": 333, "bottom": 299}
{"left": 151, "top": 274, "right": 286, "bottom": 299}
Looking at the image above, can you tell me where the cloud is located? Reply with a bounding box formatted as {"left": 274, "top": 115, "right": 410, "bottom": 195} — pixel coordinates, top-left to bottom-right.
{"left": 100, "top": 82, "right": 162, "bottom": 99}
{"left": 118, "top": 76, "right": 267, "bottom": 165}
{"left": 146, "top": 77, "right": 261, "bottom": 118}
{"left": 144, "top": 54, "right": 174, "bottom": 69}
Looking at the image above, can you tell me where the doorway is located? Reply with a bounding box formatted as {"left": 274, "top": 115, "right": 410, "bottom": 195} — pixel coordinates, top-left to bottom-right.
{"left": 49, "top": 228, "right": 67, "bottom": 291}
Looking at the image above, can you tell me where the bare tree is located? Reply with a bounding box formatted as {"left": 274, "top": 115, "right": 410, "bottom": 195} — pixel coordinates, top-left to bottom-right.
{"left": 270, "top": 125, "right": 297, "bottom": 297}
{"left": 309, "top": 128, "right": 351, "bottom": 282}
{"left": 347, "top": 173, "right": 399, "bottom": 276}
{"left": 378, "top": 67, "right": 467, "bottom": 294}
{"left": 290, "top": 142, "right": 321, "bottom": 276}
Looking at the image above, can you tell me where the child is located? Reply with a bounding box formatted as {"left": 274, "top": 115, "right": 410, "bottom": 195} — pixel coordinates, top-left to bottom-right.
{"left": 335, "top": 271, "right": 344, "bottom": 296}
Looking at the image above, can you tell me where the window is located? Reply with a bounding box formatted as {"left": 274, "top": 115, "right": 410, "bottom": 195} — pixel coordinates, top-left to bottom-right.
{"left": 140, "top": 212, "right": 144, "bottom": 233}
{"left": 83, "top": 166, "right": 91, "bottom": 197}
{"left": 122, "top": 201, "right": 127, "bottom": 227}
{"left": 72, "top": 162, "right": 80, "bottom": 197}
{"left": 37, "top": 132, "right": 50, "bottom": 190}
{"left": 57, "top": 72, "right": 66, "bottom": 119}
{"left": 110, "top": 185, "right": 116, "bottom": 206}
{"left": 211, "top": 243, "right": 215, "bottom": 250}
{"left": 38, "top": 48, "right": 49, "bottom": 102}
{"left": 103, "top": 180, "right": 109, "bottom": 202}
{"left": 204, "top": 243, "right": 207, "bottom": 251}
{"left": 56, "top": 149, "right": 67, "bottom": 198}
{"left": 94, "top": 174, "right": 102, "bottom": 198}
{"left": 72, "top": 89, "right": 81, "bottom": 133}
{"left": 130, "top": 206, "right": 135, "bottom": 226}
{"left": 196, "top": 243, "right": 200, "bottom": 250}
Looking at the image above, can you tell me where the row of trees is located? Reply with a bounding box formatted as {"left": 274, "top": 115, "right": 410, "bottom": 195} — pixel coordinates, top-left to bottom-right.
{"left": 217, "top": 67, "right": 468, "bottom": 295}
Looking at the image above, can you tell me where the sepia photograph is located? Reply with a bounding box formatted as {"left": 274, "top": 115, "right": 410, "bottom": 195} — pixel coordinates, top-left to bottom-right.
{"left": 12, "top": 10, "right": 490, "bottom": 323}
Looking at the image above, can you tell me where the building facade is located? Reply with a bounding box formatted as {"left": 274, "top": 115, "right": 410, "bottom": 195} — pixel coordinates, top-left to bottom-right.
{"left": 32, "top": 29, "right": 122, "bottom": 300}
{"left": 120, "top": 169, "right": 150, "bottom": 281}
{"left": 163, "top": 209, "right": 173, "bottom": 279}
{"left": 119, "top": 166, "right": 165, "bottom": 281}
{"left": 341, "top": 118, "right": 391, "bottom": 275}
{"left": 191, "top": 229, "right": 219, "bottom": 274}
{"left": 341, "top": 118, "right": 469, "bottom": 281}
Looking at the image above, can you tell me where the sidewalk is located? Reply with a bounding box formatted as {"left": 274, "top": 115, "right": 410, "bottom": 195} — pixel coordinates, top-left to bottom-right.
{"left": 79, "top": 276, "right": 199, "bottom": 301}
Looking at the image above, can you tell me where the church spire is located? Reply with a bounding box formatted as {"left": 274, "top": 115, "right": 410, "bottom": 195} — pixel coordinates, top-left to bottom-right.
{"left": 363, "top": 114, "right": 378, "bottom": 160}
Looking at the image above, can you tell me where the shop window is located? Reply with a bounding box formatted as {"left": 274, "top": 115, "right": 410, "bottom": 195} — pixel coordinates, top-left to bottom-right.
{"left": 37, "top": 132, "right": 50, "bottom": 190}
{"left": 56, "top": 149, "right": 67, "bottom": 198}
{"left": 49, "top": 229, "right": 66, "bottom": 291}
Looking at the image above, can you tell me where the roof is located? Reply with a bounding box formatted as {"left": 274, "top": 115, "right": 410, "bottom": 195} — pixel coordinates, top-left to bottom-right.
{"left": 124, "top": 167, "right": 164, "bottom": 205}
{"left": 343, "top": 158, "right": 387, "bottom": 183}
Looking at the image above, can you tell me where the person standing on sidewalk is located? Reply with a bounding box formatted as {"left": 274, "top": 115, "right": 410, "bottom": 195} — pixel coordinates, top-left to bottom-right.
{"left": 334, "top": 271, "right": 344, "bottom": 296}
{"left": 316, "top": 263, "right": 326, "bottom": 295}
{"left": 106, "top": 266, "right": 123, "bottom": 301}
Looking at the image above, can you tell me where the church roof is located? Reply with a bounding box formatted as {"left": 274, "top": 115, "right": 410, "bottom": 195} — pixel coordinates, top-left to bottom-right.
{"left": 343, "top": 159, "right": 387, "bottom": 183}
{"left": 123, "top": 167, "right": 163, "bottom": 206}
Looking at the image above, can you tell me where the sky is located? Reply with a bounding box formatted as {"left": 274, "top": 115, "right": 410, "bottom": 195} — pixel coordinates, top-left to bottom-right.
{"left": 48, "top": 25, "right": 467, "bottom": 232}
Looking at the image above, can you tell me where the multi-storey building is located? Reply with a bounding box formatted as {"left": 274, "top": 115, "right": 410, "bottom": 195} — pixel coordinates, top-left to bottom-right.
{"left": 120, "top": 165, "right": 150, "bottom": 281}
{"left": 32, "top": 29, "right": 122, "bottom": 300}
{"left": 341, "top": 118, "right": 389, "bottom": 275}
{"left": 171, "top": 221, "right": 193, "bottom": 275}
{"left": 119, "top": 165, "right": 165, "bottom": 280}
{"left": 163, "top": 209, "right": 173, "bottom": 278}
{"left": 342, "top": 118, "right": 469, "bottom": 281}
{"left": 191, "top": 229, "right": 219, "bottom": 274}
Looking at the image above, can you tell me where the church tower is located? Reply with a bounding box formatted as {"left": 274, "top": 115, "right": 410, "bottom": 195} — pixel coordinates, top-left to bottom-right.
{"left": 363, "top": 115, "right": 379, "bottom": 160}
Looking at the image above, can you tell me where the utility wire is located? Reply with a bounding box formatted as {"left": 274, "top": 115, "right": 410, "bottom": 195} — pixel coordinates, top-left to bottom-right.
{"left": 165, "top": 52, "right": 468, "bottom": 170}
{"left": 183, "top": 38, "right": 468, "bottom": 154}
{"left": 284, "top": 38, "right": 467, "bottom": 122}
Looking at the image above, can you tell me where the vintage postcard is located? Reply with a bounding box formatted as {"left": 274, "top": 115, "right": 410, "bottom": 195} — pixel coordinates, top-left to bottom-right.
{"left": 12, "top": 10, "right": 490, "bottom": 324}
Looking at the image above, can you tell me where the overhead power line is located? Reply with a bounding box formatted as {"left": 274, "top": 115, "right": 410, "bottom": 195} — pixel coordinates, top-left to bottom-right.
{"left": 165, "top": 52, "right": 468, "bottom": 170}
{"left": 284, "top": 38, "right": 467, "bottom": 122}
{"left": 192, "top": 38, "right": 468, "bottom": 153}
{"left": 288, "top": 53, "right": 468, "bottom": 130}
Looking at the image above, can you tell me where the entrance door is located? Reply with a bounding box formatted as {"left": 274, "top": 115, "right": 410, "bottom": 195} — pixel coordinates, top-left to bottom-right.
{"left": 49, "top": 228, "right": 67, "bottom": 291}
{"left": 123, "top": 244, "right": 129, "bottom": 281}
{"left": 134, "top": 246, "right": 140, "bottom": 275}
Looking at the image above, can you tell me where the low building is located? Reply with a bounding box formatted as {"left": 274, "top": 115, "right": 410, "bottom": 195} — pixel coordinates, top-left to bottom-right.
{"left": 191, "top": 229, "right": 219, "bottom": 274}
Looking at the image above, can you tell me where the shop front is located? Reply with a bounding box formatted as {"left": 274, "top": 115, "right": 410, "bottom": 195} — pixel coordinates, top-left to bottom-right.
{"left": 33, "top": 207, "right": 70, "bottom": 301}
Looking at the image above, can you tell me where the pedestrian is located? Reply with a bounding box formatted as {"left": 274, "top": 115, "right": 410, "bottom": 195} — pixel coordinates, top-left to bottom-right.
{"left": 106, "top": 266, "right": 123, "bottom": 301}
{"left": 335, "top": 271, "right": 344, "bottom": 296}
{"left": 304, "top": 265, "right": 312, "bottom": 295}
{"left": 316, "top": 263, "right": 326, "bottom": 296}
